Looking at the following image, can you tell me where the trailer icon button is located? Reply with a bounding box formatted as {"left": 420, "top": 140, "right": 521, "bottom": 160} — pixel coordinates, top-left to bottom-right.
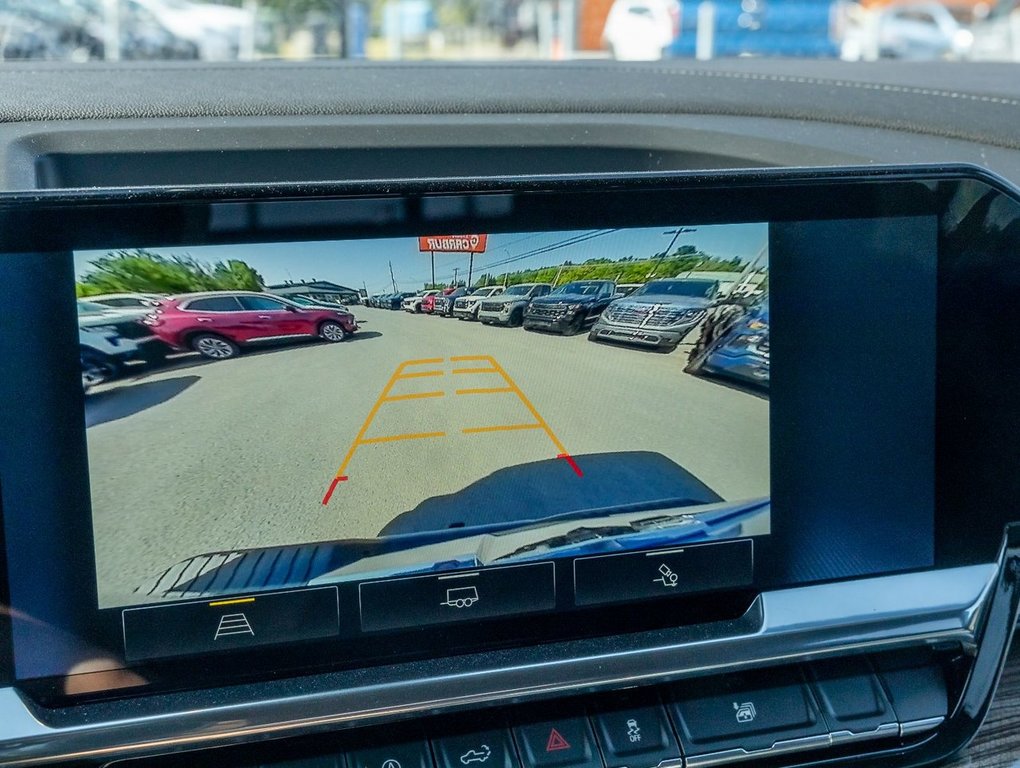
{"left": 442, "top": 585, "right": 480, "bottom": 608}
{"left": 358, "top": 562, "right": 555, "bottom": 632}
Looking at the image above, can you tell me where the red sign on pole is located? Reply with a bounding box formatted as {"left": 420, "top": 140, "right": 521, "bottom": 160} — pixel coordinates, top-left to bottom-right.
{"left": 417, "top": 235, "right": 488, "bottom": 253}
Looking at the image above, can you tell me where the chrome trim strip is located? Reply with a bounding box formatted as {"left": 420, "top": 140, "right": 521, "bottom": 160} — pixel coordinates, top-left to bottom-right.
{"left": 899, "top": 716, "right": 946, "bottom": 737}
{"left": 683, "top": 733, "right": 833, "bottom": 768}
{"left": 0, "top": 564, "right": 997, "bottom": 767}
{"left": 686, "top": 723, "right": 903, "bottom": 768}
{"left": 828, "top": 722, "right": 900, "bottom": 745}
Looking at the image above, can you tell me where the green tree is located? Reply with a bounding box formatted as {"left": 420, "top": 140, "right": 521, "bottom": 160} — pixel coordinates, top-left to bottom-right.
{"left": 76, "top": 250, "right": 264, "bottom": 296}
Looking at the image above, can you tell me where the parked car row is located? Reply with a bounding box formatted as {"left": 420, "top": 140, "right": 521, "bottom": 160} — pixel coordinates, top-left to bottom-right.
{"left": 0, "top": 0, "right": 249, "bottom": 62}
{"left": 78, "top": 297, "right": 170, "bottom": 391}
{"left": 368, "top": 279, "right": 770, "bottom": 388}
{"left": 79, "top": 290, "right": 359, "bottom": 390}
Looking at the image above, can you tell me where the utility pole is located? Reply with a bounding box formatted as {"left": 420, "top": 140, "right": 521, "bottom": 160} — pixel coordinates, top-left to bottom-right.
{"left": 453, "top": 267, "right": 459, "bottom": 286}
{"left": 552, "top": 262, "right": 566, "bottom": 287}
{"left": 647, "top": 227, "right": 697, "bottom": 280}
{"left": 468, "top": 253, "right": 474, "bottom": 287}
{"left": 388, "top": 261, "right": 397, "bottom": 292}
{"left": 430, "top": 251, "right": 435, "bottom": 289}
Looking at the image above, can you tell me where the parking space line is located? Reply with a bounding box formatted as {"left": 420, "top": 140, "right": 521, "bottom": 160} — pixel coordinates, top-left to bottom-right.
{"left": 484, "top": 355, "right": 583, "bottom": 478}
{"left": 324, "top": 358, "right": 439, "bottom": 504}
{"left": 361, "top": 431, "right": 446, "bottom": 445}
{"left": 324, "top": 353, "right": 581, "bottom": 505}
{"left": 483, "top": 356, "right": 568, "bottom": 455}
{"left": 383, "top": 391, "right": 445, "bottom": 402}
{"left": 462, "top": 423, "right": 543, "bottom": 434}
{"left": 397, "top": 370, "right": 444, "bottom": 380}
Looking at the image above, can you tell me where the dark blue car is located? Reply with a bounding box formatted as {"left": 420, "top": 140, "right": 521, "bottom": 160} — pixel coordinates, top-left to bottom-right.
{"left": 685, "top": 297, "right": 769, "bottom": 387}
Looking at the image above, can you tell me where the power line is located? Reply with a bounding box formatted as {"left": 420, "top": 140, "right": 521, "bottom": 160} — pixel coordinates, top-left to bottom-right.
{"left": 474, "top": 230, "right": 619, "bottom": 275}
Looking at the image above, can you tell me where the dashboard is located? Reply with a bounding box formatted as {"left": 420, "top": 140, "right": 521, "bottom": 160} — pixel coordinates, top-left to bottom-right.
{"left": 1, "top": 59, "right": 1020, "bottom": 768}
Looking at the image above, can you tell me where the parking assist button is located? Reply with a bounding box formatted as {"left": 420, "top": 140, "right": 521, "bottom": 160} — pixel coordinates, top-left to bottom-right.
{"left": 573, "top": 539, "right": 753, "bottom": 607}
{"left": 514, "top": 717, "right": 601, "bottom": 768}
{"left": 669, "top": 667, "right": 828, "bottom": 756}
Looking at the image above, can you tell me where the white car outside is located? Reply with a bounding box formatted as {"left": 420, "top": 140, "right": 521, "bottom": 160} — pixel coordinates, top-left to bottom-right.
{"left": 602, "top": 0, "right": 678, "bottom": 61}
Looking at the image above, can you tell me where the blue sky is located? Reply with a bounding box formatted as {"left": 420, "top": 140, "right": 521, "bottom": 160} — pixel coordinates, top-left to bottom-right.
{"left": 75, "top": 223, "right": 768, "bottom": 294}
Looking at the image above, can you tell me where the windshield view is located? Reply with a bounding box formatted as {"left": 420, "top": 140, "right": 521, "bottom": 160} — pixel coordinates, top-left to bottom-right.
{"left": 3, "top": 0, "right": 1013, "bottom": 63}
{"left": 77, "top": 224, "right": 770, "bottom": 608}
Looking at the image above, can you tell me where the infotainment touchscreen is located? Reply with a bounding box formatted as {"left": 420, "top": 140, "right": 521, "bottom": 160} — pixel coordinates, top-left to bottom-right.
{"left": 14, "top": 167, "right": 1010, "bottom": 692}
{"left": 76, "top": 224, "right": 771, "bottom": 611}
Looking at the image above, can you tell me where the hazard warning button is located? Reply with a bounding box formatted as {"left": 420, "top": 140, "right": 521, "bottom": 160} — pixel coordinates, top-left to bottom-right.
{"left": 514, "top": 717, "right": 602, "bottom": 768}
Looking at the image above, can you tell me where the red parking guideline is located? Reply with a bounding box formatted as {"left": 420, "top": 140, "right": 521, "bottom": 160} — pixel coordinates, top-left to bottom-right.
{"left": 321, "top": 475, "right": 347, "bottom": 506}
{"left": 557, "top": 453, "right": 583, "bottom": 478}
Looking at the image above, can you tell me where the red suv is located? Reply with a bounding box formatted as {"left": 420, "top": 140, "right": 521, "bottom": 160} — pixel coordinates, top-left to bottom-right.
{"left": 143, "top": 292, "right": 358, "bottom": 360}
{"left": 422, "top": 287, "right": 456, "bottom": 314}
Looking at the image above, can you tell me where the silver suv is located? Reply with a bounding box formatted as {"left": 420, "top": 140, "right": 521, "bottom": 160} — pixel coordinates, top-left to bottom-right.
{"left": 476, "top": 283, "right": 552, "bottom": 326}
{"left": 589, "top": 278, "right": 720, "bottom": 352}
{"left": 452, "top": 286, "right": 505, "bottom": 320}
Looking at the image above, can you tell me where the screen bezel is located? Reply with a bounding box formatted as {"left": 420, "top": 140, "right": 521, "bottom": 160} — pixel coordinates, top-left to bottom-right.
{"left": 0, "top": 164, "right": 1016, "bottom": 702}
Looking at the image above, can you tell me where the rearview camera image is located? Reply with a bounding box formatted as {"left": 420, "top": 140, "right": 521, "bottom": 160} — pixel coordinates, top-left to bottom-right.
{"left": 77, "top": 224, "right": 770, "bottom": 608}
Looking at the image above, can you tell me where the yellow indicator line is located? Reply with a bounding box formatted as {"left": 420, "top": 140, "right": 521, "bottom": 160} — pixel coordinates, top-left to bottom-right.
{"left": 485, "top": 355, "right": 569, "bottom": 455}
{"left": 361, "top": 431, "right": 446, "bottom": 445}
{"left": 397, "top": 370, "right": 444, "bottom": 379}
{"left": 455, "top": 387, "right": 514, "bottom": 396}
{"left": 463, "top": 423, "right": 543, "bottom": 434}
{"left": 452, "top": 367, "right": 498, "bottom": 375}
{"left": 209, "top": 597, "right": 255, "bottom": 607}
{"left": 403, "top": 357, "right": 445, "bottom": 366}
{"left": 450, "top": 355, "right": 492, "bottom": 362}
{"left": 383, "top": 391, "right": 445, "bottom": 402}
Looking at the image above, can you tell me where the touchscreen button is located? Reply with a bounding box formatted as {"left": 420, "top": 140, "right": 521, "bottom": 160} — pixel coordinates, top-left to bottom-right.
{"left": 358, "top": 562, "right": 555, "bottom": 632}
{"left": 572, "top": 539, "right": 753, "bottom": 607}
{"left": 121, "top": 586, "right": 340, "bottom": 662}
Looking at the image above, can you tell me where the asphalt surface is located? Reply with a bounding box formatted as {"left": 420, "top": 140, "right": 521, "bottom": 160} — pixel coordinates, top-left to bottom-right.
{"left": 86, "top": 307, "right": 770, "bottom": 608}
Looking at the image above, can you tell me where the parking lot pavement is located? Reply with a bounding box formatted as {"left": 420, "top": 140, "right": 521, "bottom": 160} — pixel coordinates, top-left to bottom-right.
{"left": 86, "top": 308, "right": 769, "bottom": 607}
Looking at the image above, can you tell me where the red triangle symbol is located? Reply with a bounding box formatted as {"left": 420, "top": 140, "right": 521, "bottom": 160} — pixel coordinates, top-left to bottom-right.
{"left": 546, "top": 729, "right": 571, "bottom": 752}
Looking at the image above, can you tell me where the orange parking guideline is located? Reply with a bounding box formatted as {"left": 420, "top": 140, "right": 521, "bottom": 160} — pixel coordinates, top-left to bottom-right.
{"left": 361, "top": 431, "right": 446, "bottom": 445}
{"left": 483, "top": 356, "right": 569, "bottom": 456}
{"left": 462, "top": 423, "right": 543, "bottom": 434}
{"left": 383, "top": 391, "right": 445, "bottom": 402}
{"left": 322, "top": 358, "right": 445, "bottom": 505}
{"left": 323, "top": 353, "right": 582, "bottom": 506}
{"left": 397, "top": 370, "right": 444, "bottom": 379}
